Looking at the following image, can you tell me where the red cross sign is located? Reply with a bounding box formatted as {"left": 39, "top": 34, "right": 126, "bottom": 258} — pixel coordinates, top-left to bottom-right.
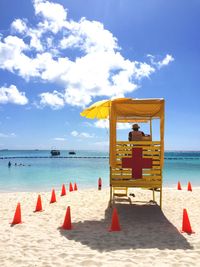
{"left": 122, "top": 148, "right": 152, "bottom": 179}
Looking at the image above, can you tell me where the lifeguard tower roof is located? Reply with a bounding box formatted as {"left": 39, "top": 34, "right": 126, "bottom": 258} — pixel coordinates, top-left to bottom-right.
{"left": 110, "top": 98, "right": 164, "bottom": 120}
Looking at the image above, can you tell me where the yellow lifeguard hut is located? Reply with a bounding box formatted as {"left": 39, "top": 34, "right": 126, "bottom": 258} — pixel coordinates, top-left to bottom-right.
{"left": 81, "top": 98, "right": 165, "bottom": 208}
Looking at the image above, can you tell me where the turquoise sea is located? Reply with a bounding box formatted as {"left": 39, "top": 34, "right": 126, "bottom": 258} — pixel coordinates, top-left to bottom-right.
{"left": 0, "top": 150, "right": 200, "bottom": 192}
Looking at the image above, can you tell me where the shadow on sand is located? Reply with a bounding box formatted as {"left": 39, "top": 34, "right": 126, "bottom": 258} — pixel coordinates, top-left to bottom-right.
{"left": 59, "top": 202, "right": 193, "bottom": 252}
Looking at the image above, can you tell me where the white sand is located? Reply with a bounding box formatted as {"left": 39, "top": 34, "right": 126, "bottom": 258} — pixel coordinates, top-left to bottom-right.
{"left": 0, "top": 187, "right": 200, "bottom": 267}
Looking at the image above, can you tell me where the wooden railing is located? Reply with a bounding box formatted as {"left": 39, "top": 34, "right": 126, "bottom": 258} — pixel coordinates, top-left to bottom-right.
{"left": 110, "top": 141, "right": 162, "bottom": 188}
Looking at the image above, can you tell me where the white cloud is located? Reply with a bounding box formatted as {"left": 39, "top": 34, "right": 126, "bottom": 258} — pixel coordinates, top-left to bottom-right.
{"left": 147, "top": 54, "right": 174, "bottom": 69}
{"left": 0, "top": 35, "right": 28, "bottom": 73}
{"left": 60, "top": 35, "right": 81, "bottom": 50}
{"left": 82, "top": 121, "right": 93, "bottom": 127}
{"left": 0, "top": 0, "right": 174, "bottom": 108}
{"left": 135, "top": 62, "right": 155, "bottom": 79}
{"left": 0, "top": 132, "right": 16, "bottom": 138}
{"left": 64, "top": 87, "right": 92, "bottom": 107}
{"left": 53, "top": 137, "right": 66, "bottom": 141}
{"left": 34, "top": 0, "right": 67, "bottom": 21}
{"left": 80, "top": 132, "right": 94, "bottom": 138}
{"left": 0, "top": 85, "right": 28, "bottom": 105}
{"left": 39, "top": 90, "right": 64, "bottom": 109}
{"left": 61, "top": 51, "right": 143, "bottom": 107}
{"left": 71, "top": 130, "right": 78, "bottom": 137}
{"left": 28, "top": 29, "right": 44, "bottom": 51}
{"left": 117, "top": 123, "right": 131, "bottom": 130}
{"left": 11, "top": 19, "right": 27, "bottom": 33}
{"left": 94, "top": 120, "right": 109, "bottom": 129}
{"left": 71, "top": 130, "right": 94, "bottom": 138}
{"left": 0, "top": 35, "right": 41, "bottom": 78}
{"left": 158, "top": 54, "right": 174, "bottom": 68}
{"left": 34, "top": 0, "right": 68, "bottom": 33}
{"left": 61, "top": 18, "right": 118, "bottom": 53}
{"left": 94, "top": 119, "right": 131, "bottom": 130}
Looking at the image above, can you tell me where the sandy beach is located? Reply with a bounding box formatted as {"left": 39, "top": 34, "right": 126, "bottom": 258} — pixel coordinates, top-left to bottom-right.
{"left": 0, "top": 187, "right": 200, "bottom": 267}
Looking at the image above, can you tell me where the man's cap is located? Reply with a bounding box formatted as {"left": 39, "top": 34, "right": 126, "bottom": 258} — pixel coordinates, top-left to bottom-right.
{"left": 132, "top": 124, "right": 140, "bottom": 129}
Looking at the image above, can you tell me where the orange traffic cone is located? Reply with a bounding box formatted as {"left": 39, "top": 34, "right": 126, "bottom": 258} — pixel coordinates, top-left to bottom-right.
{"left": 74, "top": 182, "right": 78, "bottom": 191}
{"left": 177, "top": 181, "right": 182, "bottom": 190}
{"left": 11, "top": 203, "right": 22, "bottom": 225}
{"left": 187, "top": 182, "right": 192, "bottom": 192}
{"left": 181, "top": 209, "right": 194, "bottom": 234}
{"left": 50, "top": 189, "right": 56, "bottom": 203}
{"left": 61, "top": 184, "right": 66, "bottom": 196}
{"left": 34, "top": 194, "right": 43, "bottom": 212}
{"left": 69, "top": 182, "right": 73, "bottom": 192}
{"left": 62, "top": 206, "right": 72, "bottom": 230}
{"left": 109, "top": 208, "right": 121, "bottom": 231}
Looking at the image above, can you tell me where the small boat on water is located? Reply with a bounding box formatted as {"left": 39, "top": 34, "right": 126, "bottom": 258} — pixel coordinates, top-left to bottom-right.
{"left": 69, "top": 151, "right": 76, "bottom": 155}
{"left": 51, "top": 150, "right": 60, "bottom": 156}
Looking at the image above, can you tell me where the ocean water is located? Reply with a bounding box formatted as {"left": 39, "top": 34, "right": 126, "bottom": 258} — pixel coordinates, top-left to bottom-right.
{"left": 0, "top": 150, "right": 200, "bottom": 192}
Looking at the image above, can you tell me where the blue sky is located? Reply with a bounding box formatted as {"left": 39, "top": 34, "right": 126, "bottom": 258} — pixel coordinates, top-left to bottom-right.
{"left": 0, "top": 0, "right": 199, "bottom": 151}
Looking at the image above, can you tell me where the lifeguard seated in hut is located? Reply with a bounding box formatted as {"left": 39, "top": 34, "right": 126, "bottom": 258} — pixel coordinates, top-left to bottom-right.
{"left": 128, "top": 123, "right": 152, "bottom": 141}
